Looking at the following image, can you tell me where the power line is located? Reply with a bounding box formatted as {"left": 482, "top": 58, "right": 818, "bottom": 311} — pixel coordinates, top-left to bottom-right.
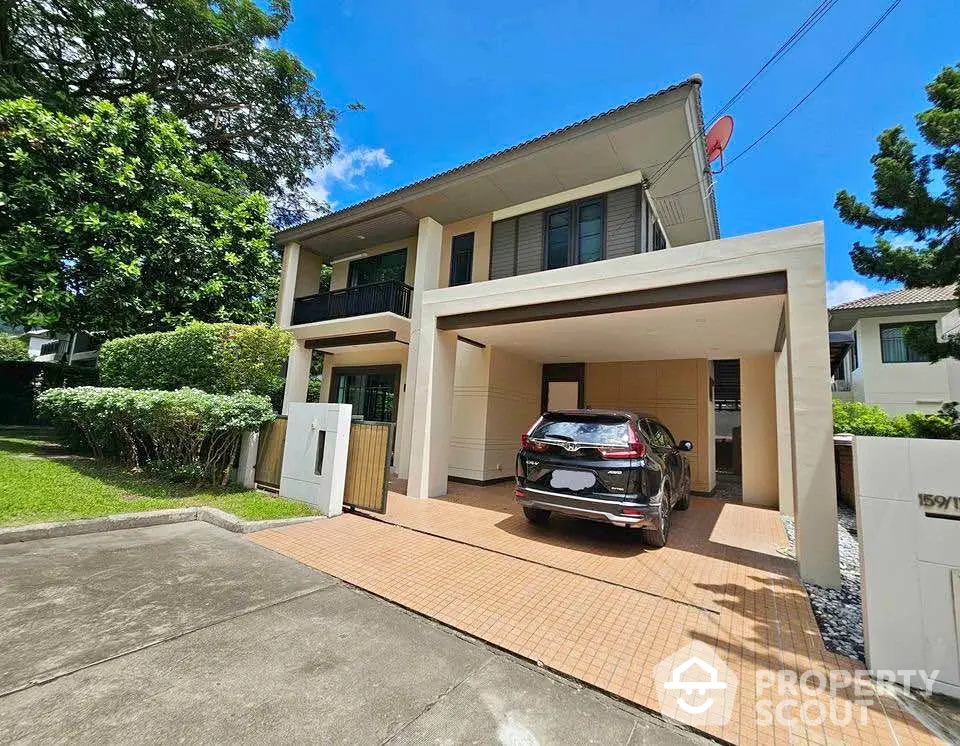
{"left": 645, "top": 0, "right": 841, "bottom": 189}
{"left": 720, "top": 0, "right": 903, "bottom": 171}
{"left": 648, "top": 0, "right": 904, "bottom": 213}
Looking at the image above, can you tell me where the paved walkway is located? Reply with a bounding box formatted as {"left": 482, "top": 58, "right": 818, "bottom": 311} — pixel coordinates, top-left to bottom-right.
{"left": 252, "top": 484, "right": 942, "bottom": 746}
{"left": 0, "top": 522, "right": 699, "bottom": 744}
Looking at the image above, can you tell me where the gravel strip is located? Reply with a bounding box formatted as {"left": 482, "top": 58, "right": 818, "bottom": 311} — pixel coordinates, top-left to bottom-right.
{"left": 781, "top": 503, "right": 864, "bottom": 662}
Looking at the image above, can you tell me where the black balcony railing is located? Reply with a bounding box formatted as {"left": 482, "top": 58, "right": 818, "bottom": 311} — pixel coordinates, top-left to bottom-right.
{"left": 39, "top": 340, "right": 61, "bottom": 356}
{"left": 291, "top": 280, "right": 413, "bottom": 325}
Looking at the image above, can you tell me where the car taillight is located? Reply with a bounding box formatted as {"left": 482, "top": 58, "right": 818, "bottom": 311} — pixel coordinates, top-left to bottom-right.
{"left": 521, "top": 434, "right": 548, "bottom": 453}
{"left": 599, "top": 425, "right": 646, "bottom": 459}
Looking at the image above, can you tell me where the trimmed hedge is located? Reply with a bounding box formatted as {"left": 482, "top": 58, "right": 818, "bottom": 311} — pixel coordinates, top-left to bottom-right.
{"left": 833, "top": 399, "right": 960, "bottom": 439}
{"left": 38, "top": 387, "right": 275, "bottom": 483}
{"left": 98, "top": 322, "right": 292, "bottom": 398}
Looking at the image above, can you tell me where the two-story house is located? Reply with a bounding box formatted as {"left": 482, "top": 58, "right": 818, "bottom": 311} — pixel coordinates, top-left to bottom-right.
{"left": 829, "top": 285, "right": 960, "bottom": 414}
{"left": 273, "top": 76, "right": 840, "bottom": 587}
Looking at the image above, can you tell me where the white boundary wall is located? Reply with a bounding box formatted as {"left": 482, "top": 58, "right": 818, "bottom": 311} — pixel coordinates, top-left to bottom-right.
{"left": 279, "top": 403, "right": 353, "bottom": 516}
{"left": 853, "top": 435, "right": 960, "bottom": 697}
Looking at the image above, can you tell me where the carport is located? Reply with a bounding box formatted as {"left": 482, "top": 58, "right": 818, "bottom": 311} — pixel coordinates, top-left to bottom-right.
{"left": 404, "top": 223, "right": 841, "bottom": 588}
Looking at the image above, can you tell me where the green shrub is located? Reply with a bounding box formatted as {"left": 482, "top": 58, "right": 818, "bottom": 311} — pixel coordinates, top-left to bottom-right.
{"left": 37, "top": 386, "right": 275, "bottom": 483}
{"left": 833, "top": 399, "right": 960, "bottom": 439}
{"left": 905, "top": 402, "right": 960, "bottom": 440}
{"left": 0, "top": 333, "right": 30, "bottom": 362}
{"left": 98, "top": 322, "right": 292, "bottom": 397}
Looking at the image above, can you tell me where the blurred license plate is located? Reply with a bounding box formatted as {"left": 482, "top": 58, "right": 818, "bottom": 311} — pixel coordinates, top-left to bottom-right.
{"left": 550, "top": 470, "right": 596, "bottom": 491}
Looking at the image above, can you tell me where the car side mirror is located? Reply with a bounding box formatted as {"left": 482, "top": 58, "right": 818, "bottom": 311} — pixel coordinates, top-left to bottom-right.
{"left": 678, "top": 440, "right": 694, "bottom": 452}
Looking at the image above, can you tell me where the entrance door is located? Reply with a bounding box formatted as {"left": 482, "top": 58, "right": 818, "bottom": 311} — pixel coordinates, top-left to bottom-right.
{"left": 541, "top": 363, "right": 585, "bottom": 413}
{"left": 329, "top": 365, "right": 401, "bottom": 423}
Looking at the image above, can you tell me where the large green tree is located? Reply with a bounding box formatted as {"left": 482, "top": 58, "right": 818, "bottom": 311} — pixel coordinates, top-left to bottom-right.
{"left": 1, "top": 0, "right": 341, "bottom": 225}
{"left": 836, "top": 64, "right": 960, "bottom": 360}
{"left": 0, "top": 95, "right": 278, "bottom": 338}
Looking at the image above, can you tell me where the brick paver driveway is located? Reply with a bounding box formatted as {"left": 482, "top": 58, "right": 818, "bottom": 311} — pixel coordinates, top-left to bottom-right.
{"left": 252, "top": 483, "right": 940, "bottom": 746}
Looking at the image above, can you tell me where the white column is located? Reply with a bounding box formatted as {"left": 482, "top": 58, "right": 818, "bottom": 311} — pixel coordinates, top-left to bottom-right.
{"left": 786, "top": 268, "right": 841, "bottom": 588}
{"left": 740, "top": 353, "right": 779, "bottom": 507}
{"left": 275, "top": 241, "right": 301, "bottom": 327}
{"left": 774, "top": 343, "right": 796, "bottom": 516}
{"left": 281, "top": 340, "right": 312, "bottom": 414}
{"left": 407, "top": 317, "right": 457, "bottom": 499}
{"left": 395, "top": 216, "right": 444, "bottom": 479}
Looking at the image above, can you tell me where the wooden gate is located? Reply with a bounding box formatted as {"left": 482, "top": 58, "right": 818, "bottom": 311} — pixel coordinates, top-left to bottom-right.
{"left": 343, "top": 421, "right": 393, "bottom": 513}
{"left": 255, "top": 416, "right": 287, "bottom": 489}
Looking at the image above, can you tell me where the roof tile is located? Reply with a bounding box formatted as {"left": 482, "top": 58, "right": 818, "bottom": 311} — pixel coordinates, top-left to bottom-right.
{"left": 830, "top": 285, "right": 958, "bottom": 310}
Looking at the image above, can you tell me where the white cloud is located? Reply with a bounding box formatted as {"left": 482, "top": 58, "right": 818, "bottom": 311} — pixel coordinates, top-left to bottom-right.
{"left": 826, "top": 279, "right": 880, "bottom": 307}
{"left": 306, "top": 145, "right": 392, "bottom": 211}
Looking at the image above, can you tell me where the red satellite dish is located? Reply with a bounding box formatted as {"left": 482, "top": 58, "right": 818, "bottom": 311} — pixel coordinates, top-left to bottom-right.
{"left": 705, "top": 115, "right": 734, "bottom": 172}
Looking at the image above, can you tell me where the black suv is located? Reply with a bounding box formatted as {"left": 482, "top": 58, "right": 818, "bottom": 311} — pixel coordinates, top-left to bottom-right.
{"left": 514, "top": 410, "right": 693, "bottom": 547}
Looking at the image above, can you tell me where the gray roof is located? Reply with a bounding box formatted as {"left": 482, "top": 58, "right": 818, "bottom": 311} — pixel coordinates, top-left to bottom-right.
{"left": 830, "top": 285, "right": 958, "bottom": 311}
{"left": 276, "top": 76, "right": 714, "bottom": 242}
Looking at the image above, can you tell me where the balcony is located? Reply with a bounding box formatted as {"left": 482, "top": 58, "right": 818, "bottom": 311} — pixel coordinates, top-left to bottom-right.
{"left": 291, "top": 280, "right": 413, "bottom": 326}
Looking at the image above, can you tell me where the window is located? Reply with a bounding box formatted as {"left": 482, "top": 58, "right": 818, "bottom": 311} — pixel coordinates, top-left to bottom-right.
{"left": 577, "top": 200, "right": 603, "bottom": 263}
{"left": 348, "top": 249, "right": 407, "bottom": 287}
{"left": 851, "top": 331, "right": 859, "bottom": 370}
{"left": 651, "top": 221, "right": 667, "bottom": 252}
{"left": 544, "top": 198, "right": 605, "bottom": 269}
{"left": 642, "top": 420, "right": 676, "bottom": 449}
{"left": 532, "top": 414, "right": 630, "bottom": 446}
{"left": 449, "top": 233, "right": 474, "bottom": 286}
{"left": 641, "top": 420, "right": 669, "bottom": 449}
{"left": 330, "top": 366, "right": 401, "bottom": 422}
{"left": 879, "top": 322, "right": 936, "bottom": 363}
{"left": 545, "top": 209, "right": 571, "bottom": 269}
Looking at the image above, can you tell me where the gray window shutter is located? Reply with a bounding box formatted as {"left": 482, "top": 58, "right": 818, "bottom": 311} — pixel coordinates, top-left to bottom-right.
{"left": 490, "top": 218, "right": 517, "bottom": 280}
{"left": 516, "top": 212, "right": 543, "bottom": 274}
{"left": 605, "top": 187, "right": 636, "bottom": 258}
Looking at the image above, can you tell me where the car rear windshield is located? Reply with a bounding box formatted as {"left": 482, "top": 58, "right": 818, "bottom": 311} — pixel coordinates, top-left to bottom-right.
{"left": 531, "top": 415, "right": 631, "bottom": 446}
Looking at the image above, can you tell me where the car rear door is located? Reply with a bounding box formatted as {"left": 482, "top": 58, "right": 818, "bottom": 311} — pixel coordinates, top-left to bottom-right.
{"left": 652, "top": 421, "right": 687, "bottom": 496}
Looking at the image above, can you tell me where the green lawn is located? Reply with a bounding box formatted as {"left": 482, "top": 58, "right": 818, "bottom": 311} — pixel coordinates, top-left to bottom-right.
{"left": 0, "top": 429, "right": 316, "bottom": 527}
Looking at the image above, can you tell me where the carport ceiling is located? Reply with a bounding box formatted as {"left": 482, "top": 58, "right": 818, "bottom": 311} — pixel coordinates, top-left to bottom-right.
{"left": 462, "top": 296, "right": 785, "bottom": 362}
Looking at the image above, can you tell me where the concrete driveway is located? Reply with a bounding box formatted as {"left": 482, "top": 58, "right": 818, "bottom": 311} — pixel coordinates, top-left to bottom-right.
{"left": 0, "top": 523, "right": 703, "bottom": 744}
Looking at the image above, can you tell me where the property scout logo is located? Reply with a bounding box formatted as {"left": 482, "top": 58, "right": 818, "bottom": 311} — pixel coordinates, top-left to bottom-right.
{"left": 655, "top": 643, "right": 939, "bottom": 728}
{"left": 654, "top": 641, "right": 738, "bottom": 727}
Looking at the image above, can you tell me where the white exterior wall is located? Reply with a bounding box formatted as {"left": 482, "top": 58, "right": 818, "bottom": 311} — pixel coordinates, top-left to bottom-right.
{"left": 854, "top": 435, "right": 960, "bottom": 697}
{"left": 850, "top": 313, "right": 958, "bottom": 415}
{"left": 480, "top": 348, "right": 541, "bottom": 481}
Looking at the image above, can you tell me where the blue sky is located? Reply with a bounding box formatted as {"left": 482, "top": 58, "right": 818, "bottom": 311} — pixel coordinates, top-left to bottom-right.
{"left": 280, "top": 0, "right": 957, "bottom": 306}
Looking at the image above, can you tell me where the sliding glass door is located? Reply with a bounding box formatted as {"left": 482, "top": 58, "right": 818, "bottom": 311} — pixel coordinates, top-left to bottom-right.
{"left": 329, "top": 365, "right": 401, "bottom": 423}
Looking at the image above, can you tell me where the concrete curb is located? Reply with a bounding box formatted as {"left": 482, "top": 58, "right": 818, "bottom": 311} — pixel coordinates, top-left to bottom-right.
{"left": 0, "top": 508, "right": 323, "bottom": 545}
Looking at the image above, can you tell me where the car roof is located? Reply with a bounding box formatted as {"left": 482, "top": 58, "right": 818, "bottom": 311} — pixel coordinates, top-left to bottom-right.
{"left": 544, "top": 409, "right": 658, "bottom": 420}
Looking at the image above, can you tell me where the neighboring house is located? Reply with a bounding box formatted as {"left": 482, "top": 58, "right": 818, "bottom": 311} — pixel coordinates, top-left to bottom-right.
{"left": 274, "top": 76, "right": 840, "bottom": 587}
{"left": 829, "top": 285, "right": 960, "bottom": 415}
{"left": 24, "top": 330, "right": 101, "bottom": 365}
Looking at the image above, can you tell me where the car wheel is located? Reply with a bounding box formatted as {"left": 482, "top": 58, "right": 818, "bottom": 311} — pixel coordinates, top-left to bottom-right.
{"left": 522, "top": 506, "right": 551, "bottom": 525}
{"left": 642, "top": 486, "right": 671, "bottom": 548}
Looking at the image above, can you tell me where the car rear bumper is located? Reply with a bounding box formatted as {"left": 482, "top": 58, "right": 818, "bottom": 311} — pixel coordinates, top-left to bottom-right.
{"left": 515, "top": 485, "right": 663, "bottom": 528}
